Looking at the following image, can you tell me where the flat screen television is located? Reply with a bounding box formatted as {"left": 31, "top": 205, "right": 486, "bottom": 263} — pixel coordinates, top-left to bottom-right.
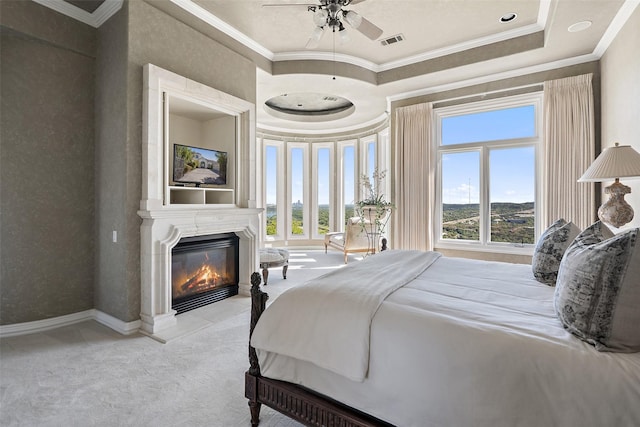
{"left": 173, "top": 143, "right": 227, "bottom": 186}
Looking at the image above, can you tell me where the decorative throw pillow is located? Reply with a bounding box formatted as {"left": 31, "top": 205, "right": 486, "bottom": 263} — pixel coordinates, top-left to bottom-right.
{"left": 554, "top": 221, "right": 640, "bottom": 352}
{"left": 531, "top": 218, "right": 581, "bottom": 285}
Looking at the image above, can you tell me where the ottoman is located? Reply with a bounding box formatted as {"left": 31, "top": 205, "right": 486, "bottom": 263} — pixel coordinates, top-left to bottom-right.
{"left": 259, "top": 248, "right": 289, "bottom": 285}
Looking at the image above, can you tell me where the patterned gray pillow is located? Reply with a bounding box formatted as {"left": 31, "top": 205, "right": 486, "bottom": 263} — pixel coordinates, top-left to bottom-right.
{"left": 554, "top": 221, "right": 640, "bottom": 352}
{"left": 532, "top": 218, "right": 581, "bottom": 285}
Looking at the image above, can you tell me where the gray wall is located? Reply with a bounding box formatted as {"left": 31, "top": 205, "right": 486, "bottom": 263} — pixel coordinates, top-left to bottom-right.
{"left": 1, "top": 0, "right": 257, "bottom": 325}
{"left": 94, "top": 1, "right": 130, "bottom": 321}
{"left": 0, "top": 1, "right": 96, "bottom": 323}
{"left": 600, "top": 6, "right": 640, "bottom": 230}
{"left": 93, "top": 0, "right": 257, "bottom": 322}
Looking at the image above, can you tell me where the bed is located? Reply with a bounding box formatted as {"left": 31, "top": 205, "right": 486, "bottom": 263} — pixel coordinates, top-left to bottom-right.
{"left": 245, "top": 249, "right": 640, "bottom": 427}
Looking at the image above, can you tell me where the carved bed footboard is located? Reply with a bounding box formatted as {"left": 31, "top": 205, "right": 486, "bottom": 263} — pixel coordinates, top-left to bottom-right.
{"left": 245, "top": 272, "right": 393, "bottom": 427}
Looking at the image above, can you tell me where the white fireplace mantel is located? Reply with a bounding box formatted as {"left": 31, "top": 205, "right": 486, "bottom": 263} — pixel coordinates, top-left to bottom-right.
{"left": 138, "top": 207, "right": 261, "bottom": 335}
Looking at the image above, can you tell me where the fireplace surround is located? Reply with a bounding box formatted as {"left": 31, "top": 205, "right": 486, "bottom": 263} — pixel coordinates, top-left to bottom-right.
{"left": 139, "top": 64, "right": 261, "bottom": 337}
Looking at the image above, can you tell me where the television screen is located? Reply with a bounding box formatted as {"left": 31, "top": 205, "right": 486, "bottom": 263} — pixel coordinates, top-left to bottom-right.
{"left": 173, "top": 144, "right": 227, "bottom": 186}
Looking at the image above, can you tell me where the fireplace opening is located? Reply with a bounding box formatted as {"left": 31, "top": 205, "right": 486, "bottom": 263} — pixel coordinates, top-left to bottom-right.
{"left": 171, "top": 233, "right": 239, "bottom": 314}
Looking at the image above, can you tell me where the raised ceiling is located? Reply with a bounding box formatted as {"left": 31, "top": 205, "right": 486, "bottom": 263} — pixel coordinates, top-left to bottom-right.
{"left": 47, "top": 0, "right": 638, "bottom": 134}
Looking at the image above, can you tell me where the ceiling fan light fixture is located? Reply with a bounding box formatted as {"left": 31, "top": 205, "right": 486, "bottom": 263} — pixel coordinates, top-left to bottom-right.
{"left": 306, "top": 26, "right": 325, "bottom": 49}
{"left": 344, "top": 10, "right": 362, "bottom": 29}
{"left": 339, "top": 26, "right": 350, "bottom": 43}
{"left": 313, "top": 9, "right": 328, "bottom": 26}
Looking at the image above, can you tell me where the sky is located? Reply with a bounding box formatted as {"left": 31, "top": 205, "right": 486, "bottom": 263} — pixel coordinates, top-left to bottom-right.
{"left": 266, "top": 104, "right": 536, "bottom": 206}
{"left": 441, "top": 105, "right": 536, "bottom": 204}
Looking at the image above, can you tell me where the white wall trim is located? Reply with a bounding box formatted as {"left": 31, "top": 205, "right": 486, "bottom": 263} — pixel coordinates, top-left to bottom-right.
{"left": 94, "top": 311, "right": 142, "bottom": 335}
{"left": 32, "top": 0, "right": 123, "bottom": 28}
{"left": 386, "top": 53, "right": 599, "bottom": 104}
{"left": 170, "top": 0, "right": 274, "bottom": 60}
{"left": 0, "top": 310, "right": 141, "bottom": 338}
{"left": 593, "top": 0, "right": 640, "bottom": 57}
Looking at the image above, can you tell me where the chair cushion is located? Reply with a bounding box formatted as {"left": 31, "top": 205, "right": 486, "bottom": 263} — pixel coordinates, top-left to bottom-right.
{"left": 554, "top": 221, "right": 640, "bottom": 352}
{"left": 259, "top": 248, "right": 289, "bottom": 263}
{"left": 531, "top": 218, "right": 581, "bottom": 285}
{"left": 327, "top": 233, "right": 345, "bottom": 247}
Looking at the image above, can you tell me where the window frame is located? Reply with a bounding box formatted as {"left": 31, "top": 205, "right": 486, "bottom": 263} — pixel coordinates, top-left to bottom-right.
{"left": 311, "top": 142, "right": 335, "bottom": 240}
{"left": 337, "top": 139, "right": 358, "bottom": 232}
{"left": 434, "top": 93, "right": 543, "bottom": 255}
{"left": 263, "top": 139, "right": 285, "bottom": 241}
{"left": 287, "top": 142, "right": 310, "bottom": 240}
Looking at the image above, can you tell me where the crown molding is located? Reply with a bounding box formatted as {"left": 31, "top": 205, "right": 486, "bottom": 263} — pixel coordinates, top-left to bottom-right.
{"left": 258, "top": 112, "right": 389, "bottom": 136}
{"left": 32, "top": 0, "right": 123, "bottom": 28}
{"left": 377, "top": 23, "right": 544, "bottom": 72}
{"left": 593, "top": 0, "right": 639, "bottom": 57}
{"left": 386, "top": 53, "right": 599, "bottom": 104}
{"left": 170, "top": 0, "right": 274, "bottom": 60}
{"left": 273, "top": 50, "right": 379, "bottom": 71}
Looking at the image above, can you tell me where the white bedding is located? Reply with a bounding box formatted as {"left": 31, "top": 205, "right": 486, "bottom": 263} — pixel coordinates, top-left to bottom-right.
{"left": 251, "top": 250, "right": 441, "bottom": 381}
{"left": 253, "top": 254, "right": 640, "bottom": 427}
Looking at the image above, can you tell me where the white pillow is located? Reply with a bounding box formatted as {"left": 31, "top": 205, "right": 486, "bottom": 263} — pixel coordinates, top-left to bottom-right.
{"left": 531, "top": 218, "right": 581, "bottom": 285}
{"left": 554, "top": 221, "right": 640, "bottom": 352}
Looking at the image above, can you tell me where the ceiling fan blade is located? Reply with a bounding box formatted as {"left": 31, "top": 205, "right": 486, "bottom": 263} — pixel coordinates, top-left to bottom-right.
{"left": 355, "top": 16, "right": 383, "bottom": 40}
{"left": 348, "top": 0, "right": 367, "bottom": 4}
{"left": 261, "top": 3, "right": 318, "bottom": 7}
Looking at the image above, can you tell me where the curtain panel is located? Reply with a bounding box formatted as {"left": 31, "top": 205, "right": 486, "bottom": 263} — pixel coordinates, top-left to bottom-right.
{"left": 393, "top": 102, "right": 434, "bottom": 251}
{"left": 543, "top": 74, "right": 596, "bottom": 230}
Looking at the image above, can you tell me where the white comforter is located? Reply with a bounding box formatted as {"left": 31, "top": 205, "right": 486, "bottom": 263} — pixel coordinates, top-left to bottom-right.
{"left": 251, "top": 250, "right": 441, "bottom": 381}
{"left": 253, "top": 253, "right": 640, "bottom": 427}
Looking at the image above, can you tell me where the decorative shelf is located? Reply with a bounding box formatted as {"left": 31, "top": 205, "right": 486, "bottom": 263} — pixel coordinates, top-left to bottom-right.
{"left": 168, "top": 186, "right": 235, "bottom": 206}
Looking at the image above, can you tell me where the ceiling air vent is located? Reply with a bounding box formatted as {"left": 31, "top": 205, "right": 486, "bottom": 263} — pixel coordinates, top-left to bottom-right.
{"left": 381, "top": 34, "right": 404, "bottom": 46}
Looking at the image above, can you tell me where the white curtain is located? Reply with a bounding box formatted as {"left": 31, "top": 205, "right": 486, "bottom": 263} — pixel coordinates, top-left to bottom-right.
{"left": 543, "top": 74, "right": 596, "bottom": 230}
{"left": 393, "top": 102, "right": 434, "bottom": 250}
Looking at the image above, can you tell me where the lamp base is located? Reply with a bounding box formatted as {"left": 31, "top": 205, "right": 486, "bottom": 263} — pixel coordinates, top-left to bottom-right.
{"left": 598, "top": 180, "right": 634, "bottom": 228}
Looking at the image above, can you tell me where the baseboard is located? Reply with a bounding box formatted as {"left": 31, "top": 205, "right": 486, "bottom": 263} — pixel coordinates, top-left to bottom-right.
{"left": 0, "top": 310, "right": 141, "bottom": 338}
{"left": 93, "top": 310, "right": 141, "bottom": 335}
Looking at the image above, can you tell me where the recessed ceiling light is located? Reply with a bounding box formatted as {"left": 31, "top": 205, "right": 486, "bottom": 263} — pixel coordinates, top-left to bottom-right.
{"left": 500, "top": 13, "right": 517, "bottom": 23}
{"left": 568, "top": 20, "right": 592, "bottom": 32}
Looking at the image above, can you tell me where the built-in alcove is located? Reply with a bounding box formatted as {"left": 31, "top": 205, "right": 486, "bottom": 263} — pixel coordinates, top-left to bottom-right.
{"left": 166, "top": 94, "right": 236, "bottom": 207}
{"left": 139, "top": 64, "right": 261, "bottom": 338}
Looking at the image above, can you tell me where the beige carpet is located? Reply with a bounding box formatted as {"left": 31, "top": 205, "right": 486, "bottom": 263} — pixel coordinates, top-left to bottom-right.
{"left": 0, "top": 249, "right": 360, "bottom": 427}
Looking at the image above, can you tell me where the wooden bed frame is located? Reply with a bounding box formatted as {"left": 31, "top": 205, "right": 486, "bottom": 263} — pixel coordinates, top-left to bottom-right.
{"left": 245, "top": 272, "right": 393, "bottom": 427}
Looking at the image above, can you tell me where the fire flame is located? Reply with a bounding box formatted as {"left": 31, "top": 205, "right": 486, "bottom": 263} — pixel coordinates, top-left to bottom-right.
{"left": 180, "top": 264, "right": 222, "bottom": 293}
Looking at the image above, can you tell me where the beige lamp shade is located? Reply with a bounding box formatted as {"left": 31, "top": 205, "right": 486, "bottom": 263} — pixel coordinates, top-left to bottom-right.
{"left": 578, "top": 143, "right": 640, "bottom": 182}
{"left": 578, "top": 142, "right": 640, "bottom": 228}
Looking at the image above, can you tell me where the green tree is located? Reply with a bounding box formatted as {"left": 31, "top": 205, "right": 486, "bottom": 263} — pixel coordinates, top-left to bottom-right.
{"left": 266, "top": 215, "right": 277, "bottom": 235}
{"left": 217, "top": 151, "right": 228, "bottom": 176}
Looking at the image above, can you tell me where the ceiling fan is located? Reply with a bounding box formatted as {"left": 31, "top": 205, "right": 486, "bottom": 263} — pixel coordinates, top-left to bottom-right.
{"left": 263, "top": 0, "right": 384, "bottom": 49}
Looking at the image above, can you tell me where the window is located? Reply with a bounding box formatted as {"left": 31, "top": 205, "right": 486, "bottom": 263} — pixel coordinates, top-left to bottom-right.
{"left": 313, "top": 144, "right": 334, "bottom": 238}
{"left": 436, "top": 94, "right": 541, "bottom": 251}
{"left": 261, "top": 133, "right": 388, "bottom": 244}
{"left": 263, "top": 140, "right": 284, "bottom": 240}
{"left": 288, "top": 144, "right": 309, "bottom": 238}
{"left": 340, "top": 141, "right": 357, "bottom": 227}
{"left": 265, "top": 145, "right": 278, "bottom": 236}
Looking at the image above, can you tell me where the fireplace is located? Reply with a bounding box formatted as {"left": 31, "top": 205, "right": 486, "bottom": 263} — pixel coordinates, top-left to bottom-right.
{"left": 171, "top": 233, "right": 239, "bottom": 314}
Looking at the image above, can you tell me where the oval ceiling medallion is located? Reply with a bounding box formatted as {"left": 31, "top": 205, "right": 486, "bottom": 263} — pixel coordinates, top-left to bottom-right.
{"left": 264, "top": 93, "right": 355, "bottom": 122}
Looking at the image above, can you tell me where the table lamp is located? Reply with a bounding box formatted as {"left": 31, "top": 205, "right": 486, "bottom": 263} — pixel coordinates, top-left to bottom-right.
{"left": 578, "top": 142, "right": 640, "bottom": 227}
